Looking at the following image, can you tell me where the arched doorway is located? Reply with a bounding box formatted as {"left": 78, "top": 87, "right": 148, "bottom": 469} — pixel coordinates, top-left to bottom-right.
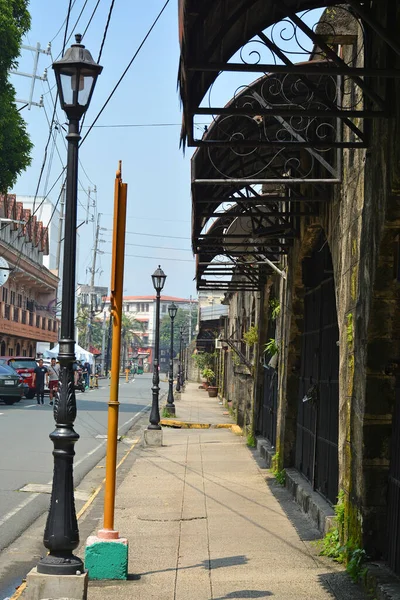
{"left": 295, "top": 232, "right": 339, "bottom": 504}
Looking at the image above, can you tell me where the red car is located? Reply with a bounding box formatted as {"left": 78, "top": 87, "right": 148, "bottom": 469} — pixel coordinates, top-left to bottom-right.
{"left": 1, "top": 357, "right": 39, "bottom": 399}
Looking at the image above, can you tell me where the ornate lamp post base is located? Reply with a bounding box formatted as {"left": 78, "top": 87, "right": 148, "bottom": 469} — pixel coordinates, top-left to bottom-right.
{"left": 37, "top": 553, "right": 84, "bottom": 576}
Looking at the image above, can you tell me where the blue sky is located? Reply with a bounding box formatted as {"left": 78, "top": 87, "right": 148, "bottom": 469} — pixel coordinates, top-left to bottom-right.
{"left": 10, "top": 2, "right": 324, "bottom": 299}
{"left": 11, "top": 0, "right": 196, "bottom": 299}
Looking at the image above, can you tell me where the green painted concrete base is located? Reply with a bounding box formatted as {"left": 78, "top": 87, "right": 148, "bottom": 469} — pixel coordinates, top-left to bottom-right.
{"left": 85, "top": 536, "right": 128, "bottom": 580}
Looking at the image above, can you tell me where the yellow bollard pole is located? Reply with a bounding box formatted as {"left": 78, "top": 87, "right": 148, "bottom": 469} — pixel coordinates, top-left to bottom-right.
{"left": 102, "top": 161, "right": 127, "bottom": 535}
{"left": 125, "top": 368, "right": 129, "bottom": 383}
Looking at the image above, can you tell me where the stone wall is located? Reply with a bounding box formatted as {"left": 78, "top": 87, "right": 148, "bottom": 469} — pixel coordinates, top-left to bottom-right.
{"left": 272, "top": 2, "right": 400, "bottom": 558}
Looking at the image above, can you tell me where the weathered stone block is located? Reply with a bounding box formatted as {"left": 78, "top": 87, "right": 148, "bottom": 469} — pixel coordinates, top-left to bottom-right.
{"left": 363, "top": 423, "right": 391, "bottom": 460}
{"left": 85, "top": 536, "right": 128, "bottom": 580}
{"left": 365, "top": 375, "right": 395, "bottom": 414}
{"left": 144, "top": 429, "right": 163, "bottom": 447}
{"left": 25, "top": 567, "right": 88, "bottom": 600}
{"left": 367, "top": 339, "right": 394, "bottom": 371}
{"left": 363, "top": 465, "right": 389, "bottom": 507}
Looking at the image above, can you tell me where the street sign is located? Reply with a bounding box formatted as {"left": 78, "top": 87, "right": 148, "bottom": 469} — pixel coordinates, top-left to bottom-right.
{"left": 0, "top": 257, "right": 10, "bottom": 287}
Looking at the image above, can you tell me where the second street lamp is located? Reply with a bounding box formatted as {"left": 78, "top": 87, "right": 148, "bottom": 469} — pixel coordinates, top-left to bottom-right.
{"left": 179, "top": 326, "right": 185, "bottom": 389}
{"left": 37, "top": 35, "right": 102, "bottom": 576}
{"left": 166, "top": 302, "right": 178, "bottom": 414}
{"left": 148, "top": 265, "right": 166, "bottom": 429}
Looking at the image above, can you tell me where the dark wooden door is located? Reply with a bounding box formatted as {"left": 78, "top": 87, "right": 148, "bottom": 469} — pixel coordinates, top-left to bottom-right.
{"left": 386, "top": 375, "right": 400, "bottom": 574}
{"left": 295, "top": 236, "right": 339, "bottom": 505}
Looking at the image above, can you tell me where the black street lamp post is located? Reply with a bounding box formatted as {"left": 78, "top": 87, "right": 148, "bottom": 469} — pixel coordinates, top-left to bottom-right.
{"left": 176, "top": 332, "right": 181, "bottom": 393}
{"left": 179, "top": 326, "right": 185, "bottom": 389}
{"left": 166, "top": 302, "right": 178, "bottom": 414}
{"left": 37, "top": 35, "right": 102, "bottom": 576}
{"left": 148, "top": 265, "right": 167, "bottom": 429}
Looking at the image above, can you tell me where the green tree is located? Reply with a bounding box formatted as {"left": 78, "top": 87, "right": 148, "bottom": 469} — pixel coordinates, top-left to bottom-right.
{"left": 121, "top": 313, "right": 145, "bottom": 370}
{"left": 0, "top": 0, "right": 32, "bottom": 192}
{"left": 160, "top": 309, "right": 197, "bottom": 351}
{"left": 76, "top": 306, "right": 104, "bottom": 350}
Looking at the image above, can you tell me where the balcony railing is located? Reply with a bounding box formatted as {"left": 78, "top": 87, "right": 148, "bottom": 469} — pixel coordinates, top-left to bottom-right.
{"left": 0, "top": 302, "right": 58, "bottom": 338}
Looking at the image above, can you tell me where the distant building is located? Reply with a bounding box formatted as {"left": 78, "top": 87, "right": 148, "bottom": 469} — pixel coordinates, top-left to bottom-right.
{"left": 0, "top": 195, "right": 59, "bottom": 356}
{"left": 104, "top": 295, "right": 197, "bottom": 366}
{"left": 18, "top": 194, "right": 80, "bottom": 309}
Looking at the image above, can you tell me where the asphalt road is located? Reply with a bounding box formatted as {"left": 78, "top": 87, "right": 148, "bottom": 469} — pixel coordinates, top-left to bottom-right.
{"left": 0, "top": 372, "right": 165, "bottom": 555}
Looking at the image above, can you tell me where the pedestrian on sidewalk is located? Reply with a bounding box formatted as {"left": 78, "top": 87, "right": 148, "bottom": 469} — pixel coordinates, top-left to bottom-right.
{"left": 83, "top": 360, "right": 91, "bottom": 388}
{"left": 47, "top": 357, "right": 60, "bottom": 406}
{"left": 33, "top": 359, "right": 48, "bottom": 405}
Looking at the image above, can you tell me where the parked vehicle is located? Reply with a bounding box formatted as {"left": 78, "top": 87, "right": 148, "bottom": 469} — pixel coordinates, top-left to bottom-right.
{"left": 2, "top": 357, "right": 40, "bottom": 399}
{"left": 0, "top": 365, "right": 25, "bottom": 405}
{"left": 0, "top": 360, "right": 29, "bottom": 397}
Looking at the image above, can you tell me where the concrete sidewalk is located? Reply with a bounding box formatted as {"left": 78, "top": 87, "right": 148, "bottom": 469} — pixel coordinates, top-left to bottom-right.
{"left": 79, "top": 382, "right": 367, "bottom": 600}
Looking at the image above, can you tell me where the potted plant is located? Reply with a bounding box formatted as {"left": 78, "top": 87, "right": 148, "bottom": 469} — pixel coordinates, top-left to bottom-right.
{"left": 192, "top": 352, "right": 216, "bottom": 388}
{"left": 202, "top": 368, "right": 218, "bottom": 397}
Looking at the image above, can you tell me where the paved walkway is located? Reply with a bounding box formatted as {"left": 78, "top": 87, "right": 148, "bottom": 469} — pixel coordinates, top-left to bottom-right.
{"left": 81, "top": 382, "right": 367, "bottom": 600}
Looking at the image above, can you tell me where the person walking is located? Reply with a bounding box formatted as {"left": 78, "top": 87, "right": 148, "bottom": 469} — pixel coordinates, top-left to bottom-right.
{"left": 48, "top": 357, "right": 60, "bottom": 406}
{"left": 83, "top": 360, "right": 91, "bottom": 388}
{"left": 33, "top": 359, "right": 48, "bottom": 405}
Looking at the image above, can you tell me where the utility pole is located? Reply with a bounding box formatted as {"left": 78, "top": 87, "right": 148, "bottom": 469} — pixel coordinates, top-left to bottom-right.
{"left": 188, "top": 294, "right": 192, "bottom": 345}
{"left": 86, "top": 187, "right": 91, "bottom": 224}
{"left": 55, "top": 183, "right": 66, "bottom": 275}
{"left": 87, "top": 213, "right": 101, "bottom": 347}
{"left": 10, "top": 42, "right": 51, "bottom": 109}
{"left": 100, "top": 310, "right": 107, "bottom": 375}
{"left": 55, "top": 183, "right": 66, "bottom": 315}
{"left": 84, "top": 162, "right": 129, "bottom": 579}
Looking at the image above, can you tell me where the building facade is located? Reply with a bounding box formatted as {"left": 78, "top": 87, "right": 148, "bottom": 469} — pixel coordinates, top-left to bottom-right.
{"left": 0, "top": 195, "right": 59, "bottom": 356}
{"left": 179, "top": 0, "right": 400, "bottom": 578}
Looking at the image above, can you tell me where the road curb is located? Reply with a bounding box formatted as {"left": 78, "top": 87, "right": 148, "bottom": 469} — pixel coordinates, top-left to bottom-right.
{"left": 160, "top": 419, "right": 242, "bottom": 433}
{"left": 9, "top": 435, "right": 143, "bottom": 600}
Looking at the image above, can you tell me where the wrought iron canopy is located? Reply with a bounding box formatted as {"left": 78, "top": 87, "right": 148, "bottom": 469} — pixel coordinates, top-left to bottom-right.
{"left": 179, "top": 0, "right": 400, "bottom": 147}
{"left": 195, "top": 202, "right": 292, "bottom": 291}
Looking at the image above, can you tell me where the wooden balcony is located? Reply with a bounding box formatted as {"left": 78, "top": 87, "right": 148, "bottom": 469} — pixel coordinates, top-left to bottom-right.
{"left": 0, "top": 302, "right": 58, "bottom": 342}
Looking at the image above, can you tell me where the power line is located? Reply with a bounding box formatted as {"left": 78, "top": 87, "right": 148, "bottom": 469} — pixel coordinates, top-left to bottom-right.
{"left": 97, "top": 0, "right": 116, "bottom": 63}
{"left": 80, "top": 0, "right": 171, "bottom": 146}
{"left": 64, "top": 0, "right": 90, "bottom": 48}
{"left": 103, "top": 251, "right": 193, "bottom": 263}
{"left": 103, "top": 228, "right": 189, "bottom": 240}
{"left": 81, "top": 0, "right": 101, "bottom": 39}
{"left": 50, "top": 0, "right": 78, "bottom": 42}
{"left": 101, "top": 213, "right": 189, "bottom": 224}
{"left": 81, "top": 122, "right": 208, "bottom": 128}
{"left": 103, "top": 241, "right": 192, "bottom": 252}
{"left": 61, "top": 0, "right": 74, "bottom": 57}
{"left": 79, "top": 0, "right": 117, "bottom": 134}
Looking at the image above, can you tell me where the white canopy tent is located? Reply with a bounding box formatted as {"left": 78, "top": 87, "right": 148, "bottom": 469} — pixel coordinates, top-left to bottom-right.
{"left": 44, "top": 344, "right": 95, "bottom": 366}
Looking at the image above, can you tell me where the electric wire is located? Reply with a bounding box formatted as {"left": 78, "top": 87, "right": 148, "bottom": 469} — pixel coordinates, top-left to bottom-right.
{"left": 31, "top": 0, "right": 72, "bottom": 214}
{"left": 113, "top": 241, "right": 192, "bottom": 252}
{"left": 97, "top": 0, "right": 116, "bottom": 63}
{"left": 80, "top": 0, "right": 171, "bottom": 146}
{"left": 103, "top": 251, "right": 193, "bottom": 263}
{"left": 79, "top": 0, "right": 117, "bottom": 134}
{"left": 64, "top": 0, "right": 90, "bottom": 48}
{"left": 103, "top": 229, "right": 189, "bottom": 240}
{"left": 81, "top": 122, "right": 209, "bottom": 128}
{"left": 81, "top": 0, "right": 101, "bottom": 39}
{"left": 50, "top": 0, "right": 78, "bottom": 43}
